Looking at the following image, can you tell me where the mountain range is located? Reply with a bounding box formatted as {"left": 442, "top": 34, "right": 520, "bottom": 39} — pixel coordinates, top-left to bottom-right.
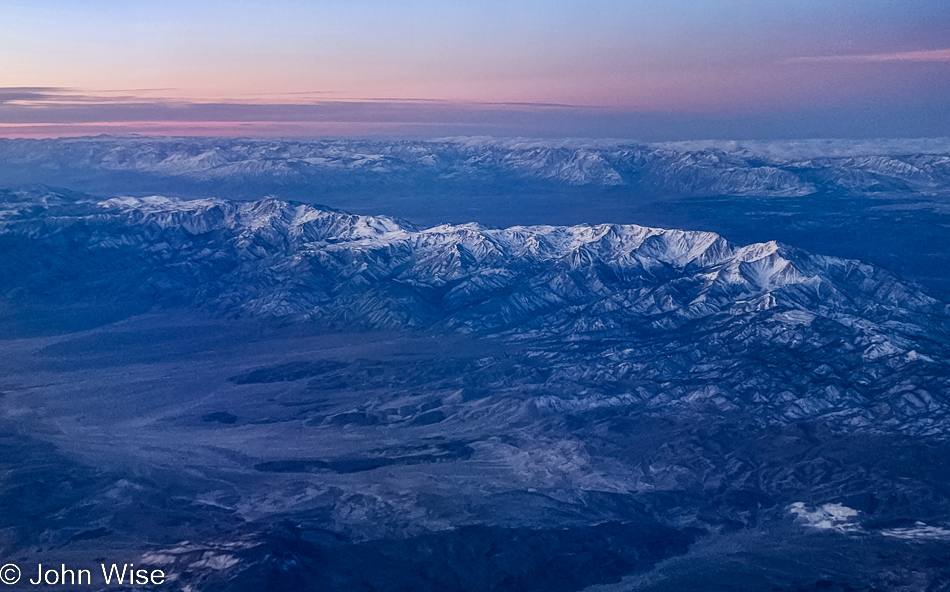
{"left": 3, "top": 140, "right": 950, "bottom": 590}
{"left": 3, "top": 190, "right": 948, "bottom": 436}
{"left": 2, "top": 136, "right": 950, "bottom": 198}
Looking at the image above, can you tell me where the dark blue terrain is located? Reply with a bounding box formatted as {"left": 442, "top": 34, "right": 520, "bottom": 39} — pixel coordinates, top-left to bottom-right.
{"left": 1, "top": 136, "right": 950, "bottom": 591}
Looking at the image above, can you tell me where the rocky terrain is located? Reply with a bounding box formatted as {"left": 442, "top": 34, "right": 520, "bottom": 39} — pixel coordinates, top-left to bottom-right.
{"left": 2, "top": 185, "right": 950, "bottom": 590}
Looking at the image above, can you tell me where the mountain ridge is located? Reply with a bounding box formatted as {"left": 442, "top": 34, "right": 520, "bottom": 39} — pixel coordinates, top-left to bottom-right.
{"left": 3, "top": 191, "right": 944, "bottom": 330}
{"left": 3, "top": 191, "right": 949, "bottom": 437}
{"left": 3, "top": 136, "right": 950, "bottom": 198}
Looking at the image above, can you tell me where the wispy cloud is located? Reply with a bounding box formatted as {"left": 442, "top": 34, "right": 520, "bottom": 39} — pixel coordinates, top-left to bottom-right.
{"left": 0, "top": 89, "right": 603, "bottom": 139}
{"left": 0, "top": 87, "right": 71, "bottom": 105}
{"left": 0, "top": 120, "right": 490, "bottom": 139}
{"left": 789, "top": 47, "right": 950, "bottom": 64}
{"left": 0, "top": 87, "right": 586, "bottom": 112}
{"left": 0, "top": 87, "right": 189, "bottom": 107}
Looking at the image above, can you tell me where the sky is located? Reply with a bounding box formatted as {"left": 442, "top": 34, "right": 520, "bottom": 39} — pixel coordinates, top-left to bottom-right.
{"left": 1, "top": 0, "right": 949, "bottom": 139}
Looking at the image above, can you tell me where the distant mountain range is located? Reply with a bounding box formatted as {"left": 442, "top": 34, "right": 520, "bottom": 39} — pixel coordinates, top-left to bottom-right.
{"left": 2, "top": 136, "right": 949, "bottom": 197}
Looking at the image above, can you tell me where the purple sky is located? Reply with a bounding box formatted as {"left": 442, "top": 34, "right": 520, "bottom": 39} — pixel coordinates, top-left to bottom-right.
{"left": 1, "top": 0, "right": 948, "bottom": 139}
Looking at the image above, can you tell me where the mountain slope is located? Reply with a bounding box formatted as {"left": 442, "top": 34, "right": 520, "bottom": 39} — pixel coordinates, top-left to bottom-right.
{"left": 2, "top": 190, "right": 948, "bottom": 436}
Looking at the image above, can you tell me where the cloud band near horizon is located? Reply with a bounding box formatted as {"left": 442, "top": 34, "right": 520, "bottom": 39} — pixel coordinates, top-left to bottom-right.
{"left": 789, "top": 47, "right": 950, "bottom": 64}
{"left": 1, "top": 89, "right": 949, "bottom": 141}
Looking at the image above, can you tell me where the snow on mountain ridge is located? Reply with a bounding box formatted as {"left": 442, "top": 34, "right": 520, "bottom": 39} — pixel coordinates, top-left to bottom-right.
{"left": 4, "top": 192, "right": 950, "bottom": 436}
{"left": 654, "top": 137, "right": 950, "bottom": 160}
{"left": 3, "top": 194, "right": 942, "bottom": 336}
{"left": 4, "top": 136, "right": 949, "bottom": 196}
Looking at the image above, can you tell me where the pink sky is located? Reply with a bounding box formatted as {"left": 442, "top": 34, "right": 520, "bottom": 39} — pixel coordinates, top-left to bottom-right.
{"left": 2, "top": 1, "right": 948, "bottom": 139}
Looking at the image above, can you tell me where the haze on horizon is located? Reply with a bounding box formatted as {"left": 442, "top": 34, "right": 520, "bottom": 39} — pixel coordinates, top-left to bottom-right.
{"left": 1, "top": 0, "right": 948, "bottom": 140}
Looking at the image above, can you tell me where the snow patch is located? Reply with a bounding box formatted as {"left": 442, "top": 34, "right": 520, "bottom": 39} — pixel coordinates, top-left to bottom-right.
{"left": 789, "top": 502, "right": 861, "bottom": 532}
{"left": 880, "top": 522, "right": 950, "bottom": 540}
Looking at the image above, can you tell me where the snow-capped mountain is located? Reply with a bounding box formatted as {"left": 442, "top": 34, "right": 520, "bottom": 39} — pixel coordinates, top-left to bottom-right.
{"left": 2, "top": 136, "right": 949, "bottom": 197}
{"left": 3, "top": 191, "right": 948, "bottom": 437}
{"left": 3, "top": 191, "right": 942, "bottom": 329}
{"left": 4, "top": 176, "right": 950, "bottom": 590}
